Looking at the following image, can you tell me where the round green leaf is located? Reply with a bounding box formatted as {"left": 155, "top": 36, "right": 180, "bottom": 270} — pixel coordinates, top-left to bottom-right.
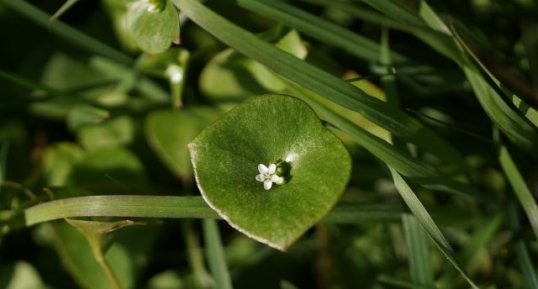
{"left": 145, "top": 107, "right": 221, "bottom": 180}
{"left": 127, "top": 0, "right": 179, "bottom": 54}
{"left": 189, "top": 95, "right": 351, "bottom": 250}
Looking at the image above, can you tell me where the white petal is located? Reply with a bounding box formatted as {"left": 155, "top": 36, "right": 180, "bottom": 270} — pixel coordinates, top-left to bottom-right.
{"left": 256, "top": 174, "right": 265, "bottom": 182}
{"left": 258, "top": 164, "right": 268, "bottom": 174}
{"left": 264, "top": 180, "right": 273, "bottom": 190}
{"left": 268, "top": 163, "right": 276, "bottom": 174}
{"left": 272, "top": 175, "right": 284, "bottom": 185}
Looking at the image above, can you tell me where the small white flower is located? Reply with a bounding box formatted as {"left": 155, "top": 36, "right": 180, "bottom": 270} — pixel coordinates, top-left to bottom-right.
{"left": 165, "top": 64, "right": 184, "bottom": 83}
{"left": 146, "top": 1, "right": 159, "bottom": 12}
{"left": 255, "top": 163, "right": 284, "bottom": 190}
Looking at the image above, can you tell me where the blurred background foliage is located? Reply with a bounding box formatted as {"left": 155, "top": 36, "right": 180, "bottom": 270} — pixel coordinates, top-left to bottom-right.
{"left": 0, "top": 0, "right": 537, "bottom": 288}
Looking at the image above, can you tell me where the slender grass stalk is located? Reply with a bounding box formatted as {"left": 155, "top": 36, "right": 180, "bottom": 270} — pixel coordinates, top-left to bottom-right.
{"left": 203, "top": 219, "right": 233, "bottom": 289}
{"left": 403, "top": 215, "right": 435, "bottom": 288}
{"left": 389, "top": 168, "right": 479, "bottom": 289}
{"left": 508, "top": 204, "right": 538, "bottom": 289}
{"left": 237, "top": 0, "right": 407, "bottom": 63}
{"left": 21, "top": 195, "right": 405, "bottom": 228}
{"left": 23, "top": 195, "right": 220, "bottom": 226}
{"left": 499, "top": 146, "right": 538, "bottom": 240}
{"left": 172, "top": 0, "right": 466, "bottom": 169}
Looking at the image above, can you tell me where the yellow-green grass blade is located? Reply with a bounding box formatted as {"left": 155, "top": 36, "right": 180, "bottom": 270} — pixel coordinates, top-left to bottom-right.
{"left": 403, "top": 214, "right": 435, "bottom": 288}
{"left": 18, "top": 195, "right": 404, "bottom": 229}
{"left": 237, "top": 0, "right": 407, "bottom": 63}
{"left": 450, "top": 24, "right": 538, "bottom": 128}
{"left": 389, "top": 168, "right": 479, "bottom": 289}
{"left": 416, "top": 0, "right": 538, "bottom": 149}
{"left": 362, "top": 0, "right": 538, "bottom": 149}
{"left": 499, "top": 146, "right": 538, "bottom": 240}
{"left": 508, "top": 204, "right": 538, "bottom": 289}
{"left": 203, "top": 219, "right": 234, "bottom": 289}
{"left": 172, "top": 0, "right": 466, "bottom": 172}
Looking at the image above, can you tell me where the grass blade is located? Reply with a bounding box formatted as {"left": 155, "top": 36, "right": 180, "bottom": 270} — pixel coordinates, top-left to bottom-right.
{"left": 402, "top": 214, "right": 435, "bottom": 288}
{"left": 2, "top": 0, "right": 131, "bottom": 64}
{"left": 508, "top": 204, "right": 538, "bottom": 289}
{"left": 450, "top": 24, "right": 538, "bottom": 128}
{"left": 203, "top": 219, "right": 234, "bottom": 289}
{"left": 0, "top": 68, "right": 58, "bottom": 95}
{"left": 499, "top": 146, "right": 538, "bottom": 240}
{"left": 363, "top": 0, "right": 538, "bottom": 149}
{"left": 514, "top": 241, "right": 538, "bottom": 289}
{"left": 173, "top": 0, "right": 465, "bottom": 172}
{"left": 50, "top": 0, "right": 80, "bottom": 21}
{"left": 237, "top": 0, "right": 407, "bottom": 63}
{"left": 462, "top": 65, "right": 538, "bottom": 149}
{"left": 416, "top": 0, "right": 538, "bottom": 149}
{"left": 24, "top": 195, "right": 219, "bottom": 226}
{"left": 389, "top": 168, "right": 479, "bottom": 289}
{"left": 461, "top": 213, "right": 503, "bottom": 266}
{"left": 292, "top": 86, "right": 483, "bottom": 198}
{"left": 20, "top": 195, "right": 399, "bottom": 228}
{"left": 294, "top": 88, "right": 436, "bottom": 178}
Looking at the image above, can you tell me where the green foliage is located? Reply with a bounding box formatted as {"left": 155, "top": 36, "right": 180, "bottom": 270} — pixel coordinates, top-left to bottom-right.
{"left": 189, "top": 95, "right": 351, "bottom": 250}
{"left": 1, "top": 0, "right": 537, "bottom": 288}
{"left": 126, "top": 0, "right": 180, "bottom": 54}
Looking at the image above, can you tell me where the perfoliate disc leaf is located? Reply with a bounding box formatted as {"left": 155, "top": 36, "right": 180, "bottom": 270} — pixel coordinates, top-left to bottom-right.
{"left": 189, "top": 95, "right": 351, "bottom": 250}
{"left": 127, "top": 0, "right": 179, "bottom": 54}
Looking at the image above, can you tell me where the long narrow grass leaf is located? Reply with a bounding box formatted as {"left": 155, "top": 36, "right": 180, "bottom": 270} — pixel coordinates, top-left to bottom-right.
{"left": 499, "top": 146, "right": 538, "bottom": 240}
{"left": 50, "top": 0, "right": 80, "bottom": 21}
{"left": 203, "top": 219, "right": 234, "bottom": 289}
{"left": 508, "top": 204, "right": 538, "bottom": 289}
{"left": 360, "top": 0, "right": 424, "bottom": 28}
{"left": 2, "top": 0, "right": 132, "bottom": 64}
{"left": 294, "top": 89, "right": 437, "bottom": 177}
{"left": 412, "top": 0, "right": 538, "bottom": 149}
{"left": 237, "top": 0, "right": 406, "bottom": 63}
{"left": 21, "top": 195, "right": 399, "bottom": 228}
{"left": 24, "top": 195, "right": 219, "bottom": 226}
{"left": 173, "top": 0, "right": 465, "bottom": 170}
{"left": 403, "top": 214, "right": 435, "bottom": 288}
{"left": 450, "top": 24, "right": 538, "bottom": 128}
{"left": 364, "top": 0, "right": 538, "bottom": 149}
{"left": 515, "top": 241, "right": 538, "bottom": 289}
{"left": 461, "top": 213, "right": 503, "bottom": 266}
{"left": 0, "top": 69, "right": 58, "bottom": 94}
{"left": 291, "top": 87, "right": 482, "bottom": 198}
{"left": 389, "top": 168, "right": 479, "bottom": 289}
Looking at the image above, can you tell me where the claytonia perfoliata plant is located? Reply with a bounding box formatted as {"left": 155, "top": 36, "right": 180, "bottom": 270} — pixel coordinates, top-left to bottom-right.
{"left": 255, "top": 163, "right": 284, "bottom": 190}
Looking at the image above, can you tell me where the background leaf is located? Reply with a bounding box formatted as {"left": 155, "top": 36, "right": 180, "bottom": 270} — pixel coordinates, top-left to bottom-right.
{"left": 127, "top": 0, "right": 179, "bottom": 54}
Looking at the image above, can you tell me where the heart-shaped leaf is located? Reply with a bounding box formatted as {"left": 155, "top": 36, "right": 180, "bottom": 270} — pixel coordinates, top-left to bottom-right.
{"left": 127, "top": 0, "right": 179, "bottom": 54}
{"left": 189, "top": 95, "right": 351, "bottom": 250}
